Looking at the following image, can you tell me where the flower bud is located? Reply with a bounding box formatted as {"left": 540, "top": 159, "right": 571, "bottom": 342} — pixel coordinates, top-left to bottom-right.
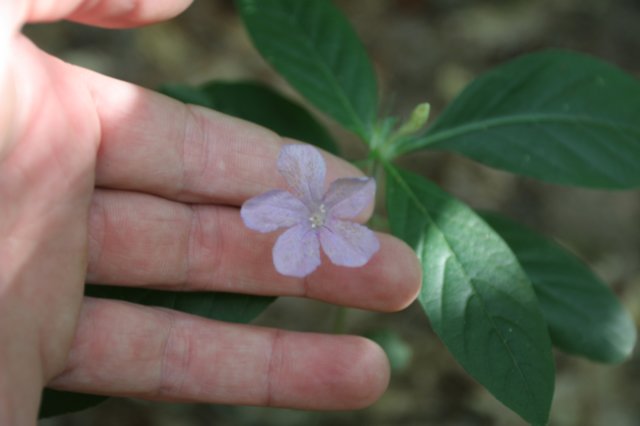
{"left": 397, "top": 102, "right": 430, "bottom": 136}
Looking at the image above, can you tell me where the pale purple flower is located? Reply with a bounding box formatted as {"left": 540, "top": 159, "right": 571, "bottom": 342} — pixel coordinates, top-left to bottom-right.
{"left": 241, "top": 144, "right": 380, "bottom": 278}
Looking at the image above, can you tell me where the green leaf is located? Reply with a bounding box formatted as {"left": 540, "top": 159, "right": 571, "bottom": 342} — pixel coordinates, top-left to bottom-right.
{"left": 39, "top": 390, "right": 108, "bottom": 419}
{"left": 386, "top": 165, "right": 554, "bottom": 424}
{"left": 236, "top": 0, "right": 378, "bottom": 140}
{"left": 84, "top": 285, "right": 275, "bottom": 324}
{"left": 160, "top": 81, "right": 339, "bottom": 154}
{"left": 39, "top": 287, "right": 274, "bottom": 418}
{"left": 483, "top": 213, "right": 637, "bottom": 363}
{"left": 365, "top": 329, "right": 413, "bottom": 372}
{"left": 158, "top": 83, "right": 213, "bottom": 106}
{"left": 400, "top": 50, "right": 640, "bottom": 189}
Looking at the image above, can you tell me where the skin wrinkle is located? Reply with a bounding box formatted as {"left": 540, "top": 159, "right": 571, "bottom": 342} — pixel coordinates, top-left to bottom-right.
{"left": 157, "top": 201, "right": 192, "bottom": 285}
{"left": 82, "top": 73, "right": 107, "bottom": 179}
{"left": 181, "top": 204, "right": 199, "bottom": 291}
{"left": 86, "top": 194, "right": 107, "bottom": 279}
{"left": 299, "top": 272, "right": 312, "bottom": 300}
{"left": 189, "top": 106, "right": 215, "bottom": 185}
{"left": 231, "top": 131, "right": 288, "bottom": 198}
{"left": 10, "top": 80, "right": 44, "bottom": 172}
{"left": 178, "top": 103, "right": 194, "bottom": 199}
{"left": 181, "top": 104, "right": 219, "bottom": 199}
{"left": 49, "top": 62, "right": 100, "bottom": 159}
{"left": 53, "top": 298, "right": 101, "bottom": 382}
{"left": 206, "top": 205, "right": 228, "bottom": 290}
{"left": 193, "top": 204, "right": 226, "bottom": 291}
{"left": 179, "top": 104, "right": 284, "bottom": 203}
{"left": 265, "top": 328, "right": 284, "bottom": 407}
{"left": 156, "top": 310, "right": 190, "bottom": 398}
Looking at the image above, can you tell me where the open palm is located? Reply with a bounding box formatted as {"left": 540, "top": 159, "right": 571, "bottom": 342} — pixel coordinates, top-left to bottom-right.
{"left": 0, "top": 1, "right": 421, "bottom": 424}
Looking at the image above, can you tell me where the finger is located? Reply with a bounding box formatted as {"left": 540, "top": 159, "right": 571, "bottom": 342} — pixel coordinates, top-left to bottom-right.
{"left": 26, "top": 0, "right": 192, "bottom": 28}
{"left": 49, "top": 297, "right": 390, "bottom": 409}
{"left": 72, "top": 65, "right": 364, "bottom": 205}
{"left": 88, "top": 190, "right": 421, "bottom": 312}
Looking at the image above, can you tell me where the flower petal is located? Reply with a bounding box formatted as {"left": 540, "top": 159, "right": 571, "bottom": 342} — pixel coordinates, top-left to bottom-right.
{"left": 241, "top": 190, "right": 308, "bottom": 233}
{"left": 273, "top": 224, "right": 321, "bottom": 277}
{"left": 319, "top": 219, "right": 380, "bottom": 267}
{"left": 277, "top": 144, "right": 326, "bottom": 207}
{"left": 323, "top": 177, "right": 376, "bottom": 219}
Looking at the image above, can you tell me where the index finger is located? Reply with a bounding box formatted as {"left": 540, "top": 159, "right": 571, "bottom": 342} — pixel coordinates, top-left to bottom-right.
{"left": 25, "top": 0, "right": 192, "bottom": 28}
{"left": 76, "top": 66, "right": 365, "bottom": 206}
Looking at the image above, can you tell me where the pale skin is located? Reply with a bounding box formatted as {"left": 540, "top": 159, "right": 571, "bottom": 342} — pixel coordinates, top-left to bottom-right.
{"left": 0, "top": 1, "right": 422, "bottom": 425}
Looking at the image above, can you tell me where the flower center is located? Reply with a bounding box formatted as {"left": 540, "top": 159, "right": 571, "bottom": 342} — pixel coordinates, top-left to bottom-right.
{"left": 308, "top": 204, "right": 327, "bottom": 229}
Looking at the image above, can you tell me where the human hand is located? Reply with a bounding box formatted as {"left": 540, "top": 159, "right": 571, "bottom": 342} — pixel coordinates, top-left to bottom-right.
{"left": 0, "top": 1, "right": 421, "bottom": 424}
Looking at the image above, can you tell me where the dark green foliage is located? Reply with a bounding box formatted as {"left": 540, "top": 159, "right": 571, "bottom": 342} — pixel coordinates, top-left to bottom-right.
{"left": 386, "top": 166, "right": 555, "bottom": 424}
{"left": 484, "top": 213, "right": 637, "bottom": 363}
{"left": 400, "top": 50, "right": 640, "bottom": 188}
{"left": 236, "top": 0, "right": 379, "bottom": 139}
{"left": 161, "top": 81, "right": 339, "bottom": 154}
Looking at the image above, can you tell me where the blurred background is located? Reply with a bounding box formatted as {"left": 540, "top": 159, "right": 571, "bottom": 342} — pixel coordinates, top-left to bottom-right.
{"left": 28, "top": 0, "right": 640, "bottom": 425}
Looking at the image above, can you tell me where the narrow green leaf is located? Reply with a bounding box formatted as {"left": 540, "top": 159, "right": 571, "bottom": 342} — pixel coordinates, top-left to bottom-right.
{"left": 483, "top": 213, "right": 637, "bottom": 363}
{"left": 386, "top": 165, "right": 554, "bottom": 424}
{"left": 160, "top": 81, "right": 339, "bottom": 154}
{"left": 84, "top": 285, "right": 275, "bottom": 324}
{"left": 400, "top": 50, "right": 640, "bottom": 188}
{"left": 236, "top": 0, "right": 378, "bottom": 139}
{"left": 158, "top": 83, "right": 212, "bottom": 106}
{"left": 39, "top": 390, "right": 107, "bottom": 419}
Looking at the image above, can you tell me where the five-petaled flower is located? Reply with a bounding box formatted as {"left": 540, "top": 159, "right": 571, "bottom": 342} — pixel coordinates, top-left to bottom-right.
{"left": 241, "top": 144, "right": 380, "bottom": 277}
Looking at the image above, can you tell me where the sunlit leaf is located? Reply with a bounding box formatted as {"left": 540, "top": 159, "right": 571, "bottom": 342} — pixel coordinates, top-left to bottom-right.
{"left": 386, "top": 165, "right": 554, "bottom": 424}
{"left": 400, "top": 50, "right": 640, "bottom": 188}
{"left": 236, "top": 0, "right": 378, "bottom": 140}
